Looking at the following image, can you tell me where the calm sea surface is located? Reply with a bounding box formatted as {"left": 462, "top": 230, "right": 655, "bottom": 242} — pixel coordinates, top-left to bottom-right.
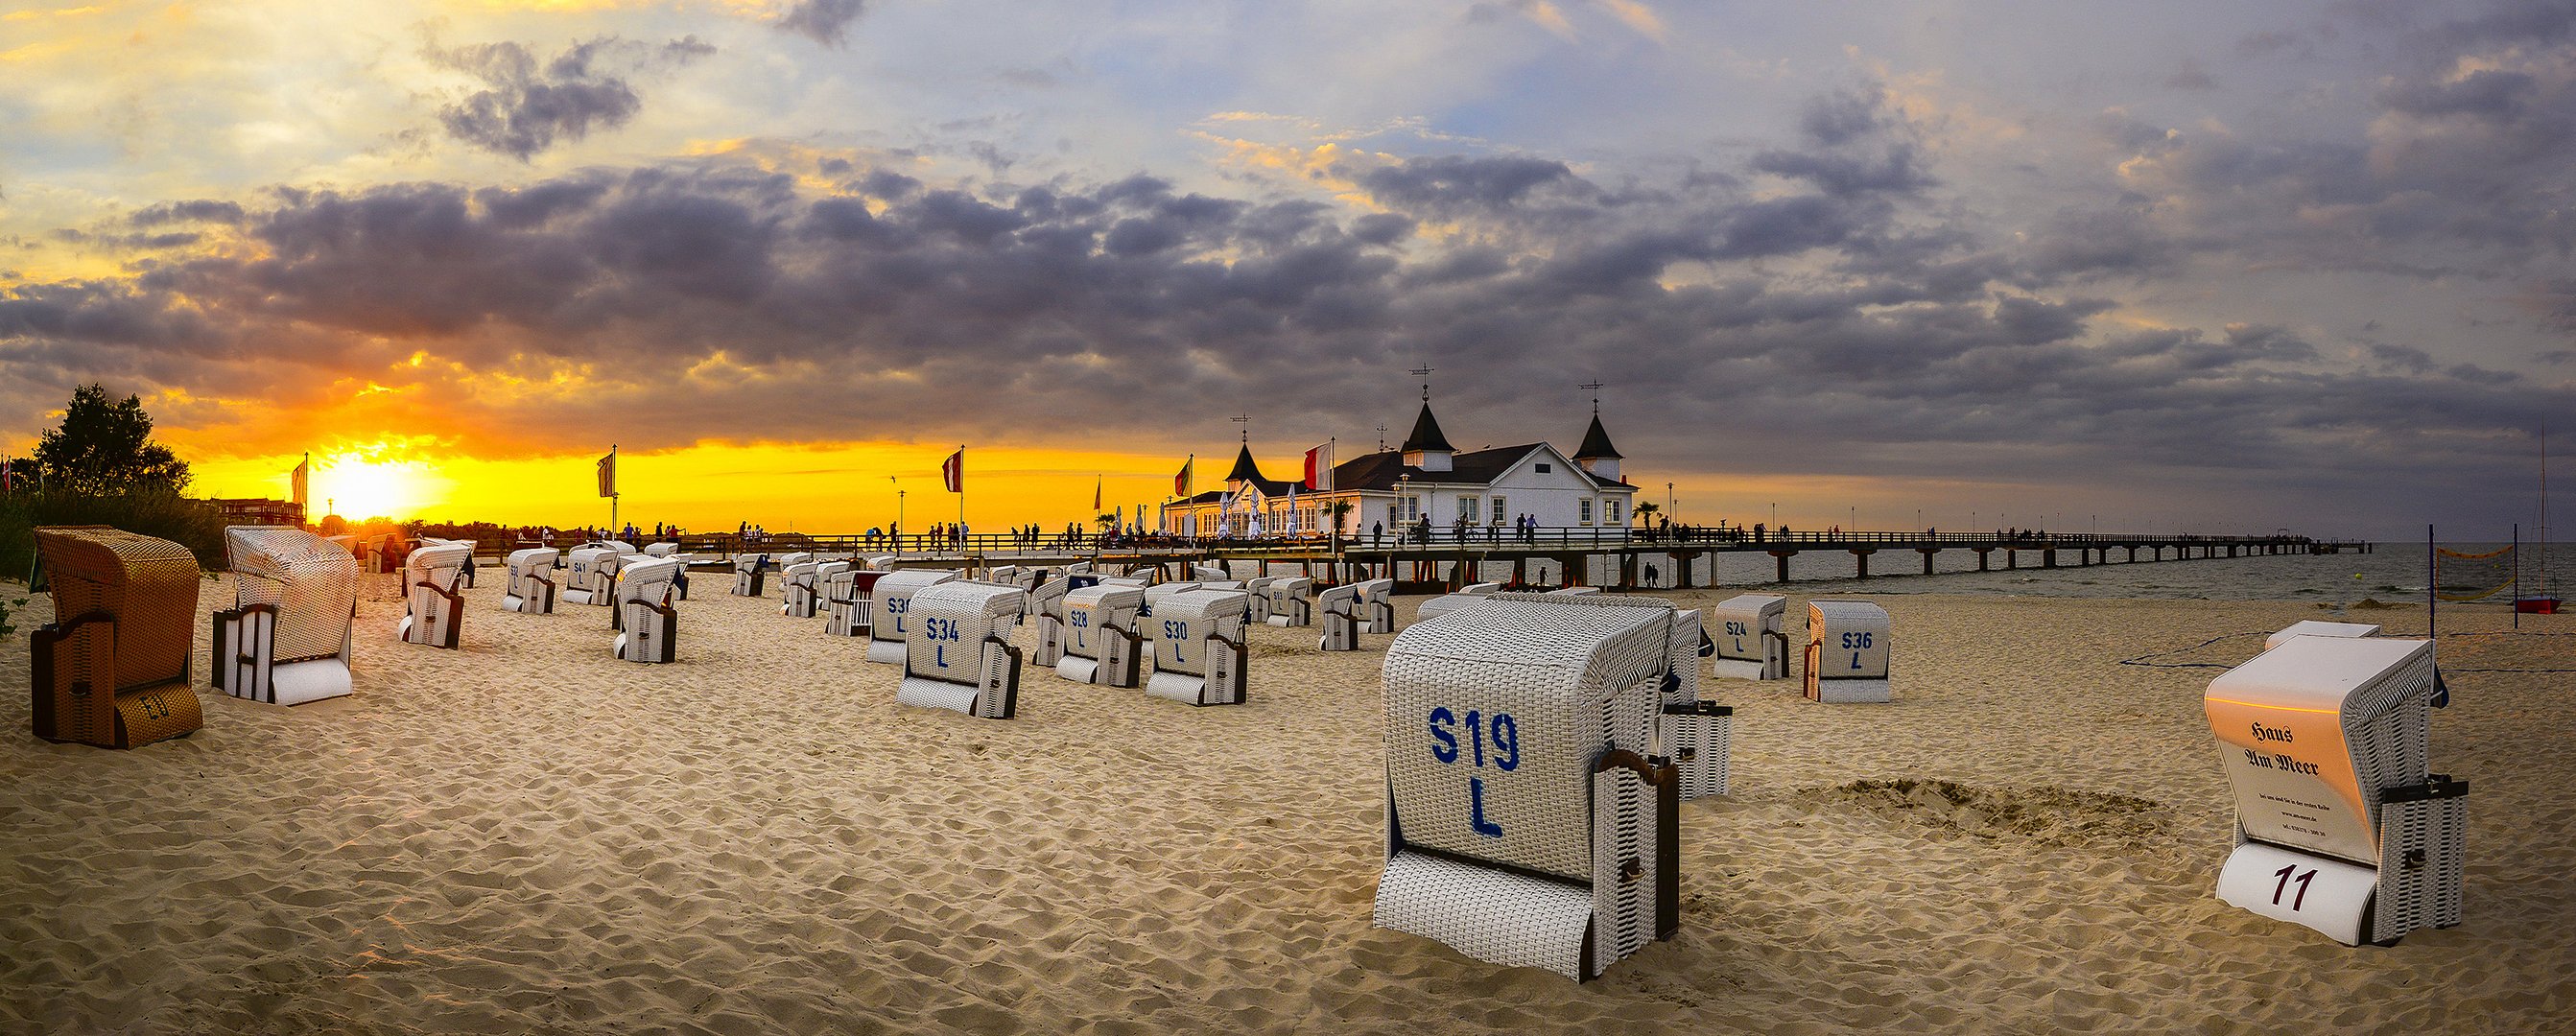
{"left": 1690, "top": 541, "right": 2569, "bottom": 602}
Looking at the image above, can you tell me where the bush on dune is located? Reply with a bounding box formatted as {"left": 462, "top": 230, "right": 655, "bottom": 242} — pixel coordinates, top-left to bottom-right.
{"left": 0, "top": 488, "right": 227, "bottom": 583}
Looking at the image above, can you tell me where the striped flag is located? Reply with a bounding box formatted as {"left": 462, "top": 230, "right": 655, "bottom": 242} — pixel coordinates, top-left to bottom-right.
{"left": 597, "top": 448, "right": 617, "bottom": 497}
{"left": 941, "top": 448, "right": 963, "bottom": 492}
{"left": 1304, "top": 440, "right": 1332, "bottom": 491}
{"left": 1174, "top": 456, "right": 1193, "bottom": 497}
{"left": 291, "top": 454, "right": 309, "bottom": 508}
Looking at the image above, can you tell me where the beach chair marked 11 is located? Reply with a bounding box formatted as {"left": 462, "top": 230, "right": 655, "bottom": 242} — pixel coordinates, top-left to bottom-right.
{"left": 214, "top": 526, "right": 358, "bottom": 706}
{"left": 2205, "top": 632, "right": 2467, "bottom": 945}
{"left": 611, "top": 556, "right": 685, "bottom": 663}
{"left": 1144, "top": 588, "right": 1249, "bottom": 706}
{"left": 894, "top": 581, "right": 1028, "bottom": 719}
{"left": 1708, "top": 593, "right": 1790, "bottom": 682}
{"left": 398, "top": 541, "right": 474, "bottom": 649}
{"left": 30, "top": 526, "right": 205, "bottom": 749}
{"left": 1802, "top": 600, "right": 1891, "bottom": 703}
{"left": 1374, "top": 593, "right": 1688, "bottom": 981}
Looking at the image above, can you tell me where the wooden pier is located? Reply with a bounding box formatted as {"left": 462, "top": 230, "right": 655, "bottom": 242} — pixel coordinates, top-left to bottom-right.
{"left": 564, "top": 529, "right": 2371, "bottom": 593}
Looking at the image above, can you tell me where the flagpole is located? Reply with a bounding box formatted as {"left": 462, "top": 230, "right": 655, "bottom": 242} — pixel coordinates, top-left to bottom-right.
{"left": 609, "top": 444, "right": 620, "bottom": 538}
{"left": 956, "top": 446, "right": 967, "bottom": 569}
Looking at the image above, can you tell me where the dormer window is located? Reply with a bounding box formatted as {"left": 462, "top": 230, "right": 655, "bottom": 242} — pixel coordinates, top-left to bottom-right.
{"left": 1536, "top": 462, "right": 1551, "bottom": 474}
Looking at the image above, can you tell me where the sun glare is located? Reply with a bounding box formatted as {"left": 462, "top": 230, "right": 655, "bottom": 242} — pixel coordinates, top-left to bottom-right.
{"left": 313, "top": 454, "right": 447, "bottom": 521}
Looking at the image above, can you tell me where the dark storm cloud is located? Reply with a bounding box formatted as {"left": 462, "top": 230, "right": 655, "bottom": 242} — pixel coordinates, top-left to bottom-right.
{"left": 129, "top": 200, "right": 246, "bottom": 227}
{"left": 775, "top": 0, "right": 869, "bottom": 47}
{"left": 423, "top": 34, "right": 714, "bottom": 160}
{"left": 2, "top": 81, "right": 2566, "bottom": 535}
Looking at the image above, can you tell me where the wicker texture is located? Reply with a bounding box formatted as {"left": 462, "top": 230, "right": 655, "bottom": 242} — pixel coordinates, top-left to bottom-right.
{"left": 225, "top": 527, "right": 358, "bottom": 660}
{"left": 1416, "top": 583, "right": 1501, "bottom": 623}
{"left": 33, "top": 526, "right": 203, "bottom": 748}
{"left": 864, "top": 569, "right": 959, "bottom": 663}
{"left": 1264, "top": 577, "right": 1313, "bottom": 627}
{"left": 2374, "top": 793, "right": 2469, "bottom": 941}
{"left": 613, "top": 557, "right": 684, "bottom": 663}
{"left": 731, "top": 553, "right": 768, "bottom": 597}
{"left": 1139, "top": 582, "right": 1200, "bottom": 618}
{"left": 1315, "top": 583, "right": 1360, "bottom": 650}
{"left": 505, "top": 548, "right": 558, "bottom": 614}
{"left": 1375, "top": 851, "right": 1593, "bottom": 979}
{"left": 400, "top": 541, "right": 473, "bottom": 648}
{"left": 1382, "top": 597, "right": 1666, "bottom": 883}
{"left": 1144, "top": 589, "right": 1248, "bottom": 706}
{"left": 897, "top": 582, "right": 1026, "bottom": 718}
{"left": 1805, "top": 600, "right": 1891, "bottom": 702}
{"left": 1358, "top": 578, "right": 1398, "bottom": 634}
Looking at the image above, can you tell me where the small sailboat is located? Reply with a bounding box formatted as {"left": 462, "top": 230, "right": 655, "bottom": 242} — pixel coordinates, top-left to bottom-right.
{"left": 2517, "top": 425, "right": 2558, "bottom": 614}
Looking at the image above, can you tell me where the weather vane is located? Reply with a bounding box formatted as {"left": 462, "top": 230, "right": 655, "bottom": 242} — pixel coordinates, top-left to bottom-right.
{"left": 1229, "top": 414, "right": 1250, "bottom": 442}
{"left": 1580, "top": 380, "right": 1604, "bottom": 415}
{"left": 1410, "top": 364, "right": 1435, "bottom": 402}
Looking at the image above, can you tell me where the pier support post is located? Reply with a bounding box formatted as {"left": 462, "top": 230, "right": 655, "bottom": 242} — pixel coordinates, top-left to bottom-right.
{"left": 1851, "top": 549, "right": 1875, "bottom": 579}
{"left": 1918, "top": 548, "right": 1938, "bottom": 575}
{"left": 1769, "top": 550, "right": 1796, "bottom": 583}
{"left": 1974, "top": 548, "right": 1992, "bottom": 571}
{"left": 2043, "top": 549, "right": 2057, "bottom": 569}
{"left": 2006, "top": 550, "right": 2018, "bottom": 570}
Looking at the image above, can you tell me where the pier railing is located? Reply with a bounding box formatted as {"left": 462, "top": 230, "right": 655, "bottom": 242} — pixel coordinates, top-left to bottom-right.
{"left": 472, "top": 527, "right": 2367, "bottom": 558}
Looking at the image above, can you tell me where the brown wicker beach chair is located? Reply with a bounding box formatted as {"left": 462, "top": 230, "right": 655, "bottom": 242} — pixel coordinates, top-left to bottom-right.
{"left": 30, "top": 526, "right": 204, "bottom": 748}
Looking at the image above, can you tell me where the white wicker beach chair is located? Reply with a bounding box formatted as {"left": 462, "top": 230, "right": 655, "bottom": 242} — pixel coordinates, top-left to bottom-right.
{"left": 1264, "top": 577, "right": 1313, "bottom": 627}
{"left": 611, "top": 556, "right": 685, "bottom": 663}
{"left": 643, "top": 542, "right": 678, "bottom": 557}
{"left": 397, "top": 541, "right": 474, "bottom": 648}
{"left": 1192, "top": 563, "right": 1231, "bottom": 581}
{"left": 1416, "top": 581, "right": 1503, "bottom": 623}
{"left": 503, "top": 548, "right": 559, "bottom": 614}
{"left": 864, "top": 554, "right": 898, "bottom": 572}
{"left": 1028, "top": 574, "right": 1078, "bottom": 663}
{"left": 1145, "top": 588, "right": 1249, "bottom": 706}
{"left": 2265, "top": 620, "right": 2380, "bottom": 650}
{"left": 1709, "top": 594, "right": 1790, "bottom": 681}
{"left": 1803, "top": 600, "right": 1891, "bottom": 703}
{"left": 781, "top": 559, "right": 837, "bottom": 619}
{"left": 1056, "top": 583, "right": 1146, "bottom": 687}
{"left": 1316, "top": 582, "right": 1363, "bottom": 651}
{"left": 561, "top": 542, "right": 634, "bottom": 606}
{"left": 864, "top": 569, "right": 959, "bottom": 665}
{"left": 1139, "top": 581, "right": 1200, "bottom": 621}
{"left": 825, "top": 568, "right": 886, "bottom": 638}
{"left": 1373, "top": 594, "right": 1685, "bottom": 980}
{"left": 895, "top": 582, "right": 1028, "bottom": 719}
{"left": 1357, "top": 577, "right": 1399, "bottom": 634}
{"left": 731, "top": 553, "right": 769, "bottom": 597}
{"left": 214, "top": 526, "right": 358, "bottom": 705}
{"left": 1242, "top": 577, "right": 1276, "bottom": 623}
{"left": 421, "top": 537, "right": 479, "bottom": 589}
{"left": 2206, "top": 635, "right": 2465, "bottom": 945}
{"left": 1064, "top": 561, "right": 1093, "bottom": 575}
{"left": 1543, "top": 586, "right": 1600, "bottom": 597}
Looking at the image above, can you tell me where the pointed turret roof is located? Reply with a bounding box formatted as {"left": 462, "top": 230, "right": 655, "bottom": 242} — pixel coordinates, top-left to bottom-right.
{"left": 1574, "top": 412, "right": 1622, "bottom": 459}
{"left": 1401, "top": 403, "right": 1453, "bottom": 454}
{"left": 1225, "top": 440, "right": 1266, "bottom": 483}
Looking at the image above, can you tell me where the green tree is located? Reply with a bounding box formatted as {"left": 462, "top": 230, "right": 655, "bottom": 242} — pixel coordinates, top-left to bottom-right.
{"left": 32, "top": 384, "right": 191, "bottom": 494}
{"left": 1633, "top": 501, "right": 1661, "bottom": 527}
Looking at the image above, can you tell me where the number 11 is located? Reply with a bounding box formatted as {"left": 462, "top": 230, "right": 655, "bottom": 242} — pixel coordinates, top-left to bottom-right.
{"left": 2271, "top": 864, "right": 2317, "bottom": 910}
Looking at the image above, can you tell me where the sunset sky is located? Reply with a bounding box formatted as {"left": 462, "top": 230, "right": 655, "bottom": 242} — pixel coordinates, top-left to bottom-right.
{"left": 4, "top": 1, "right": 2571, "bottom": 538}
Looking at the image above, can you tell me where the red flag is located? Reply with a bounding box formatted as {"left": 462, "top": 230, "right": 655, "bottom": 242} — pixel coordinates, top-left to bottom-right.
{"left": 1093, "top": 476, "right": 1102, "bottom": 510}
{"left": 1303, "top": 441, "right": 1333, "bottom": 491}
{"left": 1174, "top": 456, "right": 1193, "bottom": 497}
{"left": 941, "top": 448, "right": 963, "bottom": 493}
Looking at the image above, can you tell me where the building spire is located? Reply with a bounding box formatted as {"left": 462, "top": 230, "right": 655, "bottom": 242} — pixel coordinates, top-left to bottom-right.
{"left": 1580, "top": 380, "right": 1603, "bottom": 417}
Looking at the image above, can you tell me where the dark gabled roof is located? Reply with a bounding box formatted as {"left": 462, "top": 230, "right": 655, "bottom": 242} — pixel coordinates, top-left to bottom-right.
{"left": 1330, "top": 444, "right": 1551, "bottom": 491}
{"left": 1224, "top": 442, "right": 1266, "bottom": 483}
{"left": 1585, "top": 469, "right": 1634, "bottom": 488}
{"left": 1400, "top": 403, "right": 1454, "bottom": 454}
{"left": 1573, "top": 413, "right": 1622, "bottom": 460}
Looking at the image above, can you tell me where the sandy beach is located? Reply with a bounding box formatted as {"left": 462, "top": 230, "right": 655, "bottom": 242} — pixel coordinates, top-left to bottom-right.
{"left": 2, "top": 572, "right": 2568, "bottom": 1034}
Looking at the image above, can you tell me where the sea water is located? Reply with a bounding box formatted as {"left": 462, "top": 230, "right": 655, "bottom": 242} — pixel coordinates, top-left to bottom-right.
{"left": 1696, "top": 541, "right": 2569, "bottom": 602}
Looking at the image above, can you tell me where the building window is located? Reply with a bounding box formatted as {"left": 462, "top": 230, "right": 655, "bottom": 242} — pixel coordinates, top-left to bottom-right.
{"left": 1607, "top": 500, "right": 1622, "bottom": 527}
{"left": 1536, "top": 462, "right": 1552, "bottom": 474}
{"left": 1579, "top": 499, "right": 1594, "bottom": 525}
{"left": 1458, "top": 497, "right": 1478, "bottom": 523}
{"left": 1402, "top": 496, "right": 1420, "bottom": 521}
{"left": 1489, "top": 495, "right": 1506, "bottom": 524}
